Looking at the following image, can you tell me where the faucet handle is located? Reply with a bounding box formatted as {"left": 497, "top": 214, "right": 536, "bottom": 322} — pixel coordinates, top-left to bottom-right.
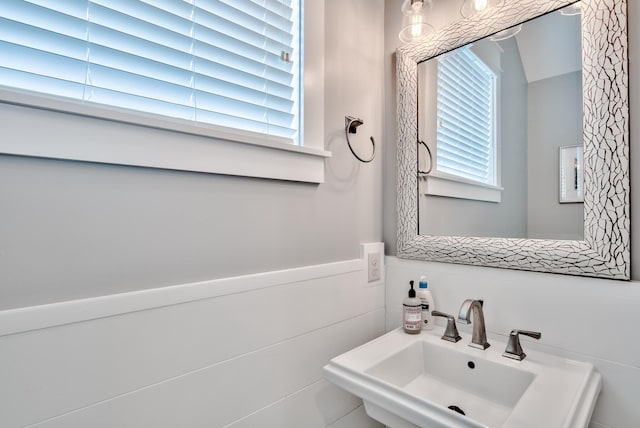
{"left": 432, "top": 311, "right": 462, "bottom": 343}
{"left": 503, "top": 329, "right": 542, "bottom": 361}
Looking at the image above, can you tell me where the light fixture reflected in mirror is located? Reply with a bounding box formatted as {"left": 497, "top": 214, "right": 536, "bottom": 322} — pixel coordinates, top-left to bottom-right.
{"left": 460, "top": 0, "right": 502, "bottom": 18}
{"left": 560, "top": 1, "right": 582, "bottom": 16}
{"left": 399, "top": 0, "right": 434, "bottom": 44}
{"left": 488, "top": 23, "right": 523, "bottom": 41}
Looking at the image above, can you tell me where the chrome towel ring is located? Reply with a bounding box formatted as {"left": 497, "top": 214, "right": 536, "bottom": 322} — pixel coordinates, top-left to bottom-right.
{"left": 344, "top": 115, "right": 375, "bottom": 163}
{"left": 418, "top": 140, "right": 432, "bottom": 175}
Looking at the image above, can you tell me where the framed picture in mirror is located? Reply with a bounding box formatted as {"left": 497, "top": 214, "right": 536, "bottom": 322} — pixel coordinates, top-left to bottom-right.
{"left": 559, "top": 145, "right": 584, "bottom": 203}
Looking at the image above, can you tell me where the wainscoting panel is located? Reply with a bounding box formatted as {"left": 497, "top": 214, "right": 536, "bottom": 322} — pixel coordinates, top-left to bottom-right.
{"left": 227, "top": 380, "right": 365, "bottom": 428}
{"left": 327, "top": 405, "right": 385, "bottom": 428}
{"left": 0, "top": 254, "right": 385, "bottom": 428}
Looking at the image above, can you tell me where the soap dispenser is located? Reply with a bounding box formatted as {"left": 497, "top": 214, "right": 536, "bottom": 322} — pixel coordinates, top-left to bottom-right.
{"left": 403, "top": 281, "right": 422, "bottom": 334}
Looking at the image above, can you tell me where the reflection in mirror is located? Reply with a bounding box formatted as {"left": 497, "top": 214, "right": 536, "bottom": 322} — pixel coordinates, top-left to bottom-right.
{"left": 417, "top": 5, "right": 583, "bottom": 240}
{"left": 559, "top": 145, "right": 584, "bottom": 204}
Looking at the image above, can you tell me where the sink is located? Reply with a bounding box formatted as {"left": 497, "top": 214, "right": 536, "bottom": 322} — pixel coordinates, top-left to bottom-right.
{"left": 323, "top": 328, "right": 601, "bottom": 428}
{"left": 365, "top": 341, "right": 534, "bottom": 427}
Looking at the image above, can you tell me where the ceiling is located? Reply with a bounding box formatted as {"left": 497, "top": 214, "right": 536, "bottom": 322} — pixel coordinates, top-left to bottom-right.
{"left": 514, "top": 9, "right": 582, "bottom": 83}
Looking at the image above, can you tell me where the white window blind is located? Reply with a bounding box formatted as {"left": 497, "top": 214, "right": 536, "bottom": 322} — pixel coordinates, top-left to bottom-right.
{"left": 0, "top": 0, "right": 301, "bottom": 144}
{"left": 436, "top": 46, "right": 496, "bottom": 185}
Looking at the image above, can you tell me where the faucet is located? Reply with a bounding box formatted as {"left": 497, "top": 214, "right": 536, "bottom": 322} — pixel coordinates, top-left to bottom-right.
{"left": 457, "top": 299, "right": 490, "bottom": 350}
{"left": 503, "top": 329, "right": 542, "bottom": 361}
{"left": 432, "top": 310, "right": 462, "bottom": 343}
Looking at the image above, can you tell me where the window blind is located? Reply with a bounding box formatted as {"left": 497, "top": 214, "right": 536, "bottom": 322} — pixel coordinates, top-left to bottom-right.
{"left": 0, "top": 0, "right": 301, "bottom": 143}
{"left": 436, "top": 46, "right": 496, "bottom": 185}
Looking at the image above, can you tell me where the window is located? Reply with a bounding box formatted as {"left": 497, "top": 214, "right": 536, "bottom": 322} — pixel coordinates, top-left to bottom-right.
{"left": 0, "top": 1, "right": 328, "bottom": 182}
{"left": 436, "top": 47, "right": 497, "bottom": 186}
{"left": 419, "top": 43, "right": 501, "bottom": 202}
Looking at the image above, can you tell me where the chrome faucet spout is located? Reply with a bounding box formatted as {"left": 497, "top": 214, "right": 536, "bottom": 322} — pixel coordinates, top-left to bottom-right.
{"left": 458, "top": 299, "right": 490, "bottom": 350}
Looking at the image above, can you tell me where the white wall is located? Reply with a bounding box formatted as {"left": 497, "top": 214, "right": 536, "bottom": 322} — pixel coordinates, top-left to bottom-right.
{"left": 0, "top": 0, "right": 386, "bottom": 426}
{"left": 527, "top": 71, "right": 583, "bottom": 240}
{"left": 0, "top": 257, "right": 385, "bottom": 428}
{"left": 383, "top": 1, "right": 640, "bottom": 427}
{"left": 0, "top": 0, "right": 384, "bottom": 311}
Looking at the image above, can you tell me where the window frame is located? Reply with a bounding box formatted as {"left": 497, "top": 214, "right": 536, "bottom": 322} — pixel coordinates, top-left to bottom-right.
{"left": 418, "top": 44, "right": 502, "bottom": 202}
{"left": 0, "top": 1, "right": 329, "bottom": 183}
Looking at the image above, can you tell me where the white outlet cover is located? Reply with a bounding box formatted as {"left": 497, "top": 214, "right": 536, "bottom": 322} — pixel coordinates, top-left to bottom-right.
{"left": 368, "top": 252, "right": 381, "bottom": 282}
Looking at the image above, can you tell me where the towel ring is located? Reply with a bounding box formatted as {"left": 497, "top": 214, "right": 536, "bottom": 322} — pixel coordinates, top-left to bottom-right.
{"left": 418, "top": 140, "right": 433, "bottom": 175}
{"left": 345, "top": 116, "right": 376, "bottom": 163}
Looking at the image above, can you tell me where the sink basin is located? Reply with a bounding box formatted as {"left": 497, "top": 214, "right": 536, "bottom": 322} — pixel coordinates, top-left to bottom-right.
{"left": 323, "top": 328, "right": 601, "bottom": 428}
{"left": 366, "top": 340, "right": 534, "bottom": 427}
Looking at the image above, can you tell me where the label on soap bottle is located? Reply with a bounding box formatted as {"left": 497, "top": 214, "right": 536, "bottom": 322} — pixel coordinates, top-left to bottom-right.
{"left": 403, "top": 304, "right": 422, "bottom": 331}
{"left": 421, "top": 302, "right": 430, "bottom": 326}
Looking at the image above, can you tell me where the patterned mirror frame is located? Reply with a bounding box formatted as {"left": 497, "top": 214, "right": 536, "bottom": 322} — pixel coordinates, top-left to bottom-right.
{"left": 396, "top": 0, "right": 629, "bottom": 279}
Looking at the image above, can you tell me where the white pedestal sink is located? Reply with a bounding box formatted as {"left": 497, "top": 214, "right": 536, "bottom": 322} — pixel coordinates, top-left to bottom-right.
{"left": 323, "top": 327, "right": 601, "bottom": 428}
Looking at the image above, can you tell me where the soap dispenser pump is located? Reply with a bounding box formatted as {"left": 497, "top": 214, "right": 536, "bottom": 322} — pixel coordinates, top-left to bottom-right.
{"left": 403, "top": 280, "right": 422, "bottom": 334}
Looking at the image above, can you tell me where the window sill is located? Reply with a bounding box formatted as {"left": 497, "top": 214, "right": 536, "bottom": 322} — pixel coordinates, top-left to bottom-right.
{"left": 420, "top": 172, "right": 502, "bottom": 202}
{"left": 0, "top": 98, "right": 330, "bottom": 183}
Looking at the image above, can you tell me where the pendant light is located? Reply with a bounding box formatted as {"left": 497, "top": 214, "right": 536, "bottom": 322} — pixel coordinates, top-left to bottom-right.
{"left": 399, "top": 0, "right": 434, "bottom": 44}
{"left": 460, "top": 0, "right": 502, "bottom": 18}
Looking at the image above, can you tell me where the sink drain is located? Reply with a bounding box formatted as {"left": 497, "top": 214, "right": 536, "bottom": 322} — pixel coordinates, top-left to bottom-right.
{"left": 448, "top": 405, "right": 466, "bottom": 416}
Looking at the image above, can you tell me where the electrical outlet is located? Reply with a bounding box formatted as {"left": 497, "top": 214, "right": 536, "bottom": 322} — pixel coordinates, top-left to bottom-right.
{"left": 368, "top": 251, "right": 381, "bottom": 282}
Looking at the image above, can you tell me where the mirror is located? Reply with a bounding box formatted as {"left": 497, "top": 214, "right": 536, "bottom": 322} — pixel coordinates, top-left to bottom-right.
{"left": 417, "top": 7, "right": 583, "bottom": 240}
{"left": 396, "top": 0, "right": 629, "bottom": 279}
